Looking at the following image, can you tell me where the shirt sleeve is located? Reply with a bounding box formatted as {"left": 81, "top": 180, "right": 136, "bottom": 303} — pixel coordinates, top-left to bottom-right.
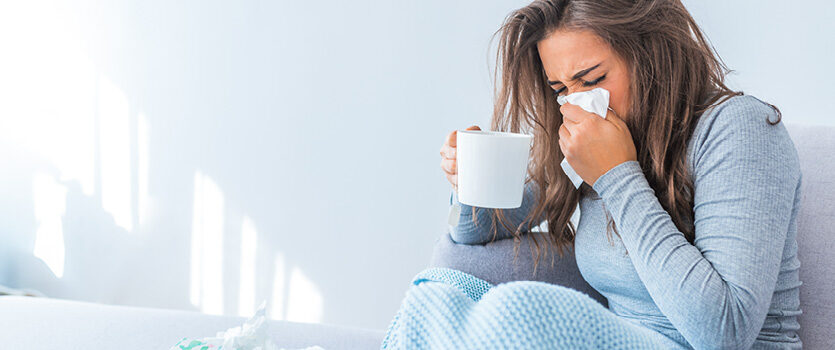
{"left": 590, "top": 97, "right": 801, "bottom": 350}
{"left": 449, "top": 180, "right": 546, "bottom": 245}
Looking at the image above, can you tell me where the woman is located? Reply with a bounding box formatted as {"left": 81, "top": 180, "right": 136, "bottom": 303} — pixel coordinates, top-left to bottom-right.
{"left": 438, "top": 0, "right": 802, "bottom": 349}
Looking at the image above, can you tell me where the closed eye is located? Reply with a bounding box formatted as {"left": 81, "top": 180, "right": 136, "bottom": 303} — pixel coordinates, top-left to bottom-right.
{"left": 552, "top": 74, "right": 607, "bottom": 96}
{"left": 582, "top": 74, "right": 606, "bottom": 87}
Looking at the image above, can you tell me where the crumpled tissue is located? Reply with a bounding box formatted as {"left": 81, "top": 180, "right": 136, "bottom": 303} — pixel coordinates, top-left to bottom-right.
{"left": 170, "top": 302, "right": 324, "bottom": 350}
{"left": 556, "top": 87, "right": 610, "bottom": 188}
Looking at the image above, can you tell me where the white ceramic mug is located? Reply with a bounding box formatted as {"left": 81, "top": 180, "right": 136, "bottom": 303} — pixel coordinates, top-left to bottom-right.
{"left": 456, "top": 130, "right": 533, "bottom": 208}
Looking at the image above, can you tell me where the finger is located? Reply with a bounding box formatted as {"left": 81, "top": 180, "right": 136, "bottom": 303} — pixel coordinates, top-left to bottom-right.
{"left": 560, "top": 119, "right": 578, "bottom": 136}
{"left": 559, "top": 103, "right": 581, "bottom": 123}
{"left": 465, "top": 125, "right": 481, "bottom": 131}
{"left": 558, "top": 137, "right": 568, "bottom": 156}
{"left": 446, "top": 173, "right": 458, "bottom": 187}
{"left": 446, "top": 130, "right": 458, "bottom": 148}
{"left": 562, "top": 115, "right": 578, "bottom": 127}
{"left": 606, "top": 108, "right": 626, "bottom": 128}
{"left": 440, "top": 144, "right": 456, "bottom": 159}
{"left": 560, "top": 103, "right": 596, "bottom": 123}
{"left": 558, "top": 123, "right": 570, "bottom": 140}
{"left": 441, "top": 158, "right": 457, "bottom": 174}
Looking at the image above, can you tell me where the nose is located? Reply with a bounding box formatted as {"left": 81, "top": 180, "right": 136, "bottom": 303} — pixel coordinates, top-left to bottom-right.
{"left": 565, "top": 85, "right": 596, "bottom": 96}
{"left": 556, "top": 85, "right": 594, "bottom": 105}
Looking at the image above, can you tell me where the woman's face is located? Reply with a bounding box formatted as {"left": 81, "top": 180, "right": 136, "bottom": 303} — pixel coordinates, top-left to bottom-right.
{"left": 537, "top": 29, "right": 631, "bottom": 120}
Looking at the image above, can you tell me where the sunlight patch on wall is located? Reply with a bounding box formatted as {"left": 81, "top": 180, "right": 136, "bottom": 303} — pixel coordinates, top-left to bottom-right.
{"left": 189, "top": 171, "right": 225, "bottom": 315}
{"left": 98, "top": 75, "right": 133, "bottom": 231}
{"left": 269, "top": 253, "right": 286, "bottom": 320}
{"left": 237, "top": 215, "right": 257, "bottom": 316}
{"left": 137, "top": 112, "right": 151, "bottom": 226}
{"left": 32, "top": 173, "right": 68, "bottom": 278}
{"left": 286, "top": 266, "right": 324, "bottom": 323}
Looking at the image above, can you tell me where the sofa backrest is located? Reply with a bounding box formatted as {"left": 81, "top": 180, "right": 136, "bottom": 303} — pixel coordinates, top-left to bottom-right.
{"left": 785, "top": 122, "right": 835, "bottom": 350}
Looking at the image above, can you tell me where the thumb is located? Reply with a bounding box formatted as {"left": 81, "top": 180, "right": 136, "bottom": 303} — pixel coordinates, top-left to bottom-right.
{"left": 466, "top": 125, "right": 481, "bottom": 131}
{"left": 605, "top": 108, "right": 626, "bottom": 126}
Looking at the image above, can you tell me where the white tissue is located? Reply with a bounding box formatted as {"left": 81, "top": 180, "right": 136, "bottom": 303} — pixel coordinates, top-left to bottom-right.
{"left": 557, "top": 87, "right": 610, "bottom": 188}
{"left": 556, "top": 87, "right": 610, "bottom": 119}
{"left": 170, "top": 302, "right": 325, "bottom": 350}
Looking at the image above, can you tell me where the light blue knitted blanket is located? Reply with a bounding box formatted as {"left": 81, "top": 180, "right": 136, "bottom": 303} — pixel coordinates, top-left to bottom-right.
{"left": 381, "top": 267, "right": 684, "bottom": 349}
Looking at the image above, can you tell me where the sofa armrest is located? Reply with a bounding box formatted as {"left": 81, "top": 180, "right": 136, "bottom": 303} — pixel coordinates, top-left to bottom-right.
{"left": 428, "top": 231, "right": 607, "bottom": 307}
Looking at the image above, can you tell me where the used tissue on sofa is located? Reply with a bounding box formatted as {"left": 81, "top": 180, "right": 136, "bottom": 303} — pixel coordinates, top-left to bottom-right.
{"left": 557, "top": 87, "right": 610, "bottom": 188}
{"left": 170, "top": 302, "right": 324, "bottom": 350}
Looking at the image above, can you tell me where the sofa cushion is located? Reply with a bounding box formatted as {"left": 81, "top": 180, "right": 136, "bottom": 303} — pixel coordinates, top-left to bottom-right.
{"left": 785, "top": 122, "right": 835, "bottom": 350}
{"left": 429, "top": 230, "right": 607, "bottom": 307}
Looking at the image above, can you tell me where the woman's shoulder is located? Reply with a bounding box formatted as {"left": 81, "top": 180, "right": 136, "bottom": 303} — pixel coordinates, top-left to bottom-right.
{"left": 687, "top": 94, "right": 800, "bottom": 180}
{"left": 693, "top": 94, "right": 781, "bottom": 140}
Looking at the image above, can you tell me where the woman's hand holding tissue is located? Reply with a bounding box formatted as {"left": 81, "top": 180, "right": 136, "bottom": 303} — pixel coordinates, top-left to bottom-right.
{"left": 558, "top": 102, "right": 636, "bottom": 187}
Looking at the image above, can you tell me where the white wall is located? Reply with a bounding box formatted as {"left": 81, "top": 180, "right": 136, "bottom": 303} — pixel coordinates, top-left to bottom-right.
{"left": 0, "top": 0, "right": 830, "bottom": 332}
{"left": 0, "top": 0, "right": 532, "bottom": 329}
{"left": 683, "top": 0, "right": 835, "bottom": 126}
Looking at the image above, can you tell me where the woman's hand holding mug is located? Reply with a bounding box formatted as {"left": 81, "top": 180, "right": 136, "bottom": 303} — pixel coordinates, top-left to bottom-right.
{"left": 440, "top": 125, "right": 481, "bottom": 191}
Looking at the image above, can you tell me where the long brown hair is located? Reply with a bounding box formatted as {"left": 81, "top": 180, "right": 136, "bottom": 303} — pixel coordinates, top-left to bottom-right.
{"left": 475, "top": 0, "right": 781, "bottom": 274}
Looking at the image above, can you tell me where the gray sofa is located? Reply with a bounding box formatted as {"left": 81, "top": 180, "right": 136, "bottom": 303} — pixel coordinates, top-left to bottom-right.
{"left": 430, "top": 122, "right": 834, "bottom": 349}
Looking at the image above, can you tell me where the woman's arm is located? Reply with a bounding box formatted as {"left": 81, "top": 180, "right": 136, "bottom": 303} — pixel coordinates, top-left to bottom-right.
{"left": 449, "top": 180, "right": 546, "bottom": 245}
{"left": 591, "top": 97, "right": 800, "bottom": 350}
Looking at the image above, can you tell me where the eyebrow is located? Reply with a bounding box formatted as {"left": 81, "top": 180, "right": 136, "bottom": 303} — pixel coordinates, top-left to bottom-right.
{"left": 546, "top": 63, "right": 602, "bottom": 86}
